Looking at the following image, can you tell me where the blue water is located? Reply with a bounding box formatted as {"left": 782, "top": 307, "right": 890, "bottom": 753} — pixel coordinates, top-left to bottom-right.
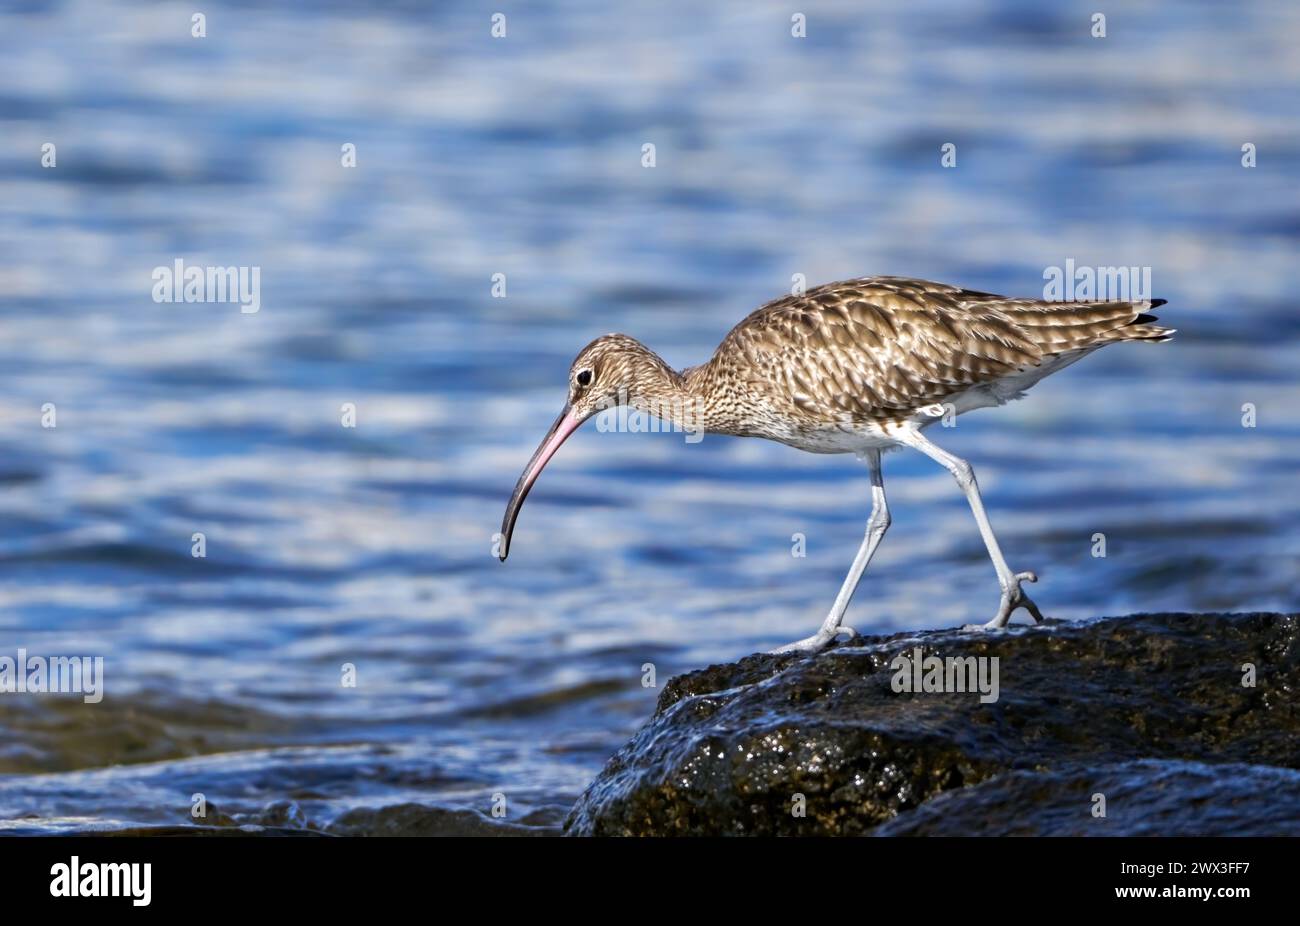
{"left": 0, "top": 0, "right": 1297, "bottom": 833}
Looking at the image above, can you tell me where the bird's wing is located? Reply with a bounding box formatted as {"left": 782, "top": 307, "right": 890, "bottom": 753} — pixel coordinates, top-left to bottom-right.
{"left": 717, "top": 276, "right": 1169, "bottom": 422}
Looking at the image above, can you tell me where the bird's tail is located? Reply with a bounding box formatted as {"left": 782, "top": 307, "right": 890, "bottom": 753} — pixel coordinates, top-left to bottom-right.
{"left": 999, "top": 297, "right": 1175, "bottom": 353}
{"left": 1120, "top": 298, "right": 1176, "bottom": 342}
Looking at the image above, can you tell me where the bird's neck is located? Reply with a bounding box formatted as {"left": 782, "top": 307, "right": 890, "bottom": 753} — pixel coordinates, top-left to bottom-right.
{"left": 616, "top": 350, "right": 713, "bottom": 434}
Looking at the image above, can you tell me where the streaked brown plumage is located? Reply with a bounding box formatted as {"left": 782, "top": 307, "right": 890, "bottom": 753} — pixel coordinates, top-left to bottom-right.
{"left": 500, "top": 276, "right": 1173, "bottom": 653}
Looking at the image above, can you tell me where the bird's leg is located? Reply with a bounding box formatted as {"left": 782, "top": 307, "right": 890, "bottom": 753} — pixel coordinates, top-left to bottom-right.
{"left": 771, "top": 450, "right": 889, "bottom": 654}
{"left": 895, "top": 429, "right": 1045, "bottom": 631}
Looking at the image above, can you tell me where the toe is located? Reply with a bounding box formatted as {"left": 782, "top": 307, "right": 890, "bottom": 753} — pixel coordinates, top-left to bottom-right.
{"left": 1022, "top": 597, "right": 1046, "bottom": 623}
{"left": 769, "top": 633, "right": 832, "bottom": 655}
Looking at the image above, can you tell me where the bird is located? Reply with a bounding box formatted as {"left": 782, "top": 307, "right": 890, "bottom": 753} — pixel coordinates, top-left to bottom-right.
{"left": 498, "top": 276, "right": 1173, "bottom": 654}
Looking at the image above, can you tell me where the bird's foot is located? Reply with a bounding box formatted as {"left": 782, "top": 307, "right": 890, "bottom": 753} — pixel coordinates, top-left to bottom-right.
{"left": 769, "top": 624, "right": 858, "bottom": 655}
{"left": 961, "top": 571, "right": 1045, "bottom": 632}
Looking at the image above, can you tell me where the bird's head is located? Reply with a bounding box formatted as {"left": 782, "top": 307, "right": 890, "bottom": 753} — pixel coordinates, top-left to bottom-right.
{"left": 498, "top": 334, "right": 672, "bottom": 562}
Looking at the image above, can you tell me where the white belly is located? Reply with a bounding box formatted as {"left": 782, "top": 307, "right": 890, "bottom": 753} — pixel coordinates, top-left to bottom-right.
{"left": 774, "top": 422, "right": 905, "bottom": 454}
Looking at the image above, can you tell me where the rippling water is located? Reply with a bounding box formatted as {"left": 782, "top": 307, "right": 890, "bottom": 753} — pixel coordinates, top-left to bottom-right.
{"left": 1, "top": 0, "right": 1297, "bottom": 834}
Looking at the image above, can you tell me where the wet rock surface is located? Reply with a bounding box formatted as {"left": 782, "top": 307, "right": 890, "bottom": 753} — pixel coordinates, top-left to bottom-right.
{"left": 871, "top": 759, "right": 1300, "bottom": 836}
{"left": 565, "top": 613, "right": 1300, "bottom": 836}
{"left": 328, "top": 803, "right": 562, "bottom": 836}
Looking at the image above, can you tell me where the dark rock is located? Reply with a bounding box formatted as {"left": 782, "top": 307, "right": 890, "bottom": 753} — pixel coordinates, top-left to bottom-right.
{"left": 564, "top": 612, "right": 1300, "bottom": 836}
{"left": 328, "top": 802, "right": 558, "bottom": 836}
{"left": 871, "top": 759, "right": 1300, "bottom": 836}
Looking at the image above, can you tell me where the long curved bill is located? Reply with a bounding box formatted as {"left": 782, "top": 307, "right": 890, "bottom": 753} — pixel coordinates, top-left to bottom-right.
{"left": 499, "top": 404, "right": 583, "bottom": 561}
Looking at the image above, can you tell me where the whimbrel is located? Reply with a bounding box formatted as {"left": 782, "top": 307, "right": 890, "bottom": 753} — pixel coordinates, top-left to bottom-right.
{"left": 499, "top": 276, "right": 1172, "bottom": 653}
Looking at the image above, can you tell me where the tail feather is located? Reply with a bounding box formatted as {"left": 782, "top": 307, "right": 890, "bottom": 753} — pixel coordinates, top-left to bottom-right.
{"left": 997, "top": 297, "right": 1175, "bottom": 351}
{"left": 1123, "top": 299, "right": 1174, "bottom": 341}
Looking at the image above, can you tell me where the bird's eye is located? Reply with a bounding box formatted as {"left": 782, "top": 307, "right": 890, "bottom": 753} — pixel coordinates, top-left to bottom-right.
{"left": 576, "top": 369, "right": 593, "bottom": 386}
